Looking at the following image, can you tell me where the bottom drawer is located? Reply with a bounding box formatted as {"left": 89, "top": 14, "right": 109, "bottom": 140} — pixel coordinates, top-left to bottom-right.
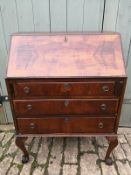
{"left": 17, "top": 117, "right": 115, "bottom": 134}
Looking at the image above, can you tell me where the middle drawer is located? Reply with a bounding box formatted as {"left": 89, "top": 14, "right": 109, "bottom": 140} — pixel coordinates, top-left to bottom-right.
{"left": 13, "top": 99, "right": 119, "bottom": 116}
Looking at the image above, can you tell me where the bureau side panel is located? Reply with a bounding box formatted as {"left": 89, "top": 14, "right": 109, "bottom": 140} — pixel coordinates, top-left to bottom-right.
{"left": 114, "top": 77, "right": 127, "bottom": 132}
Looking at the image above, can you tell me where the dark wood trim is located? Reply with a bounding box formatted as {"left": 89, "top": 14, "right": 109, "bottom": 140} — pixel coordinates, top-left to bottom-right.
{"left": 15, "top": 133, "right": 117, "bottom": 137}
{"left": 114, "top": 77, "right": 127, "bottom": 133}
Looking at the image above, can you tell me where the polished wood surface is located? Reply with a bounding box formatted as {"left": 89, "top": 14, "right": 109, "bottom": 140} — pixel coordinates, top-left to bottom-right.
{"left": 13, "top": 99, "right": 119, "bottom": 116}
{"left": 17, "top": 117, "right": 115, "bottom": 134}
{"left": 6, "top": 33, "right": 127, "bottom": 165}
{"left": 13, "top": 80, "right": 115, "bottom": 98}
{"left": 7, "top": 33, "right": 126, "bottom": 78}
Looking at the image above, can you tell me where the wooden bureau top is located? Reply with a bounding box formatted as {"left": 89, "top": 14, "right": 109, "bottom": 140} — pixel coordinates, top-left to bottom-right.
{"left": 6, "top": 33, "right": 126, "bottom": 78}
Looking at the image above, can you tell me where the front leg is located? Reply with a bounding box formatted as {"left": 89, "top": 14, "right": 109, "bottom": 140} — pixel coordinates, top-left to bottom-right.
{"left": 15, "top": 136, "right": 29, "bottom": 164}
{"left": 105, "top": 136, "right": 118, "bottom": 165}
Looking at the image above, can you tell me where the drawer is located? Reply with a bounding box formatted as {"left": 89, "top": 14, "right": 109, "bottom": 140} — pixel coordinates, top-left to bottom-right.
{"left": 13, "top": 81, "right": 115, "bottom": 97}
{"left": 13, "top": 99, "right": 119, "bottom": 116}
{"left": 17, "top": 117, "right": 115, "bottom": 134}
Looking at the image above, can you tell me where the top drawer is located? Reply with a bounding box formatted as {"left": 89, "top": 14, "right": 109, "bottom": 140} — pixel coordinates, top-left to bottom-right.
{"left": 13, "top": 80, "right": 116, "bottom": 98}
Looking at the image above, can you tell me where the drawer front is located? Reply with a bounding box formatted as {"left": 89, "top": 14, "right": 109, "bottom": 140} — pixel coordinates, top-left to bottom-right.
{"left": 17, "top": 117, "right": 115, "bottom": 134}
{"left": 13, "top": 99, "right": 119, "bottom": 116}
{"left": 13, "top": 81, "right": 115, "bottom": 97}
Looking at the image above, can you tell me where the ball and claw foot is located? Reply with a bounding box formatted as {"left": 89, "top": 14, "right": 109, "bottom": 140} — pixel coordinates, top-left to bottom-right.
{"left": 105, "top": 157, "right": 113, "bottom": 166}
{"left": 22, "top": 155, "right": 29, "bottom": 164}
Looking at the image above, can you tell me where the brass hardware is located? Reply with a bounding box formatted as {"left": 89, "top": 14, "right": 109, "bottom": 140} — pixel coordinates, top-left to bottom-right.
{"left": 98, "top": 122, "right": 104, "bottom": 129}
{"left": 29, "top": 123, "right": 35, "bottom": 129}
{"left": 64, "top": 100, "right": 69, "bottom": 107}
{"left": 24, "top": 86, "right": 30, "bottom": 94}
{"left": 63, "top": 83, "right": 71, "bottom": 93}
{"left": 64, "top": 117, "right": 69, "bottom": 122}
{"left": 120, "top": 81, "right": 123, "bottom": 84}
{"left": 26, "top": 104, "right": 32, "bottom": 110}
{"left": 64, "top": 83, "right": 70, "bottom": 89}
{"left": 102, "top": 85, "right": 109, "bottom": 92}
{"left": 100, "top": 103, "right": 107, "bottom": 110}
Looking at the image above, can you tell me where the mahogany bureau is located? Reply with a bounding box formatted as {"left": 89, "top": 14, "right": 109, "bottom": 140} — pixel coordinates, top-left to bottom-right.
{"left": 6, "top": 33, "right": 127, "bottom": 165}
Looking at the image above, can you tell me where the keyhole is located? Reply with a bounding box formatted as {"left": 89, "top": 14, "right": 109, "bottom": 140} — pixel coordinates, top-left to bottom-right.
{"left": 64, "top": 36, "right": 68, "bottom": 42}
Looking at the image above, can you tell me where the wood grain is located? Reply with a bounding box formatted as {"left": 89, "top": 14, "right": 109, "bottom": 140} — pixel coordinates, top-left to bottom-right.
{"left": 6, "top": 33, "right": 127, "bottom": 164}
{"left": 13, "top": 99, "right": 119, "bottom": 116}
{"left": 13, "top": 80, "right": 116, "bottom": 97}
{"left": 6, "top": 33, "right": 126, "bottom": 78}
{"left": 17, "top": 117, "right": 116, "bottom": 134}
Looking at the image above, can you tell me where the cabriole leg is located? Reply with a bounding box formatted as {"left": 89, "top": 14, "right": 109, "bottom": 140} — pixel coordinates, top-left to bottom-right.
{"left": 105, "top": 136, "right": 118, "bottom": 165}
{"left": 15, "top": 136, "right": 29, "bottom": 164}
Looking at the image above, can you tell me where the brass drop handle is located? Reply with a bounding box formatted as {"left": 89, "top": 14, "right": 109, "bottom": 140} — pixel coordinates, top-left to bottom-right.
{"left": 26, "top": 104, "right": 32, "bottom": 110}
{"left": 102, "top": 85, "right": 109, "bottom": 92}
{"left": 98, "top": 122, "right": 104, "bottom": 129}
{"left": 100, "top": 104, "right": 107, "bottom": 111}
{"left": 29, "top": 123, "right": 35, "bottom": 129}
{"left": 24, "top": 86, "right": 30, "bottom": 94}
{"left": 64, "top": 100, "right": 69, "bottom": 107}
